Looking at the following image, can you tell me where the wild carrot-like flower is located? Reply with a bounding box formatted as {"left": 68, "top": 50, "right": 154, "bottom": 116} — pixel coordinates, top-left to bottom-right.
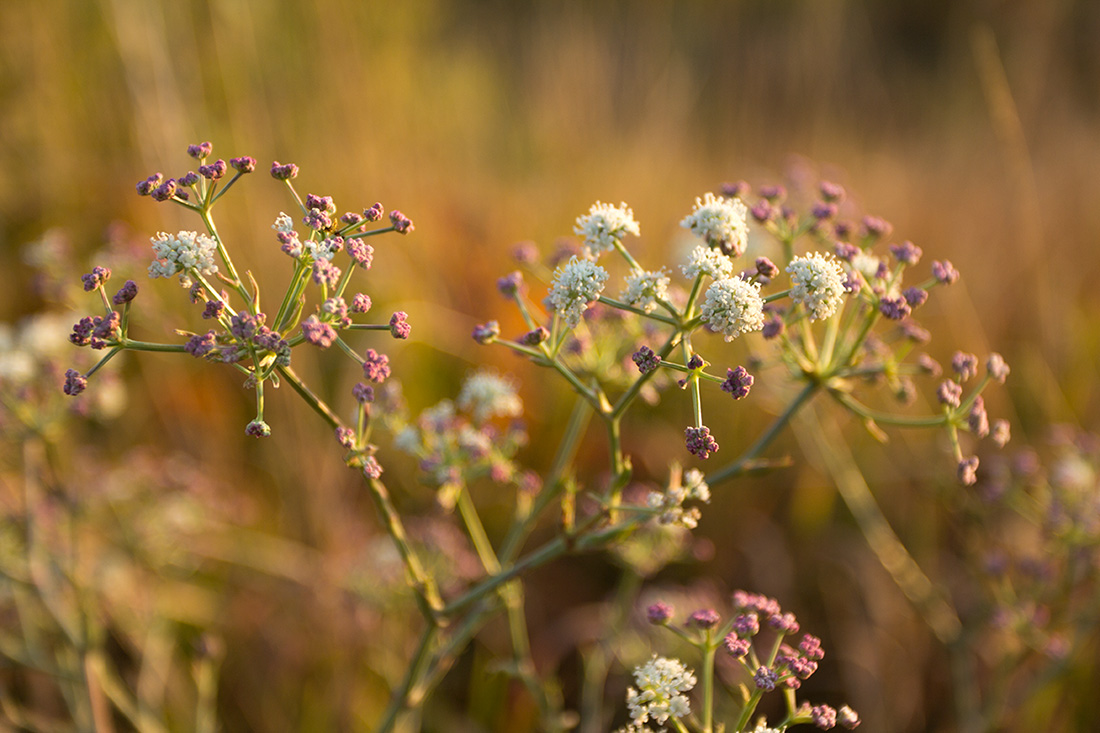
{"left": 626, "top": 655, "right": 696, "bottom": 726}
{"left": 548, "top": 255, "right": 609, "bottom": 328}
{"left": 682, "top": 244, "right": 735, "bottom": 281}
{"left": 952, "top": 351, "right": 979, "bottom": 381}
{"left": 574, "top": 201, "right": 641, "bottom": 257}
{"left": 148, "top": 231, "right": 219, "bottom": 286}
{"left": 682, "top": 192, "right": 749, "bottom": 256}
{"left": 456, "top": 370, "right": 522, "bottom": 423}
{"left": 787, "top": 252, "right": 847, "bottom": 321}
{"left": 958, "top": 455, "right": 980, "bottom": 486}
{"left": 700, "top": 276, "right": 765, "bottom": 340}
{"left": 621, "top": 268, "right": 670, "bottom": 313}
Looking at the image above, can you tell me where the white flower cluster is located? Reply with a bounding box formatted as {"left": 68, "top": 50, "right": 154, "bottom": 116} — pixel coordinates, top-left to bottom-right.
{"left": 647, "top": 465, "right": 710, "bottom": 529}
{"left": 626, "top": 655, "right": 696, "bottom": 726}
{"left": 272, "top": 212, "right": 295, "bottom": 233}
{"left": 681, "top": 244, "right": 735, "bottom": 281}
{"left": 680, "top": 192, "right": 749, "bottom": 256}
{"left": 305, "top": 237, "right": 340, "bottom": 262}
{"left": 574, "top": 201, "right": 640, "bottom": 257}
{"left": 700, "top": 276, "right": 765, "bottom": 341}
{"left": 548, "top": 255, "right": 609, "bottom": 328}
{"left": 457, "top": 370, "right": 523, "bottom": 423}
{"left": 621, "top": 268, "right": 670, "bottom": 313}
{"left": 148, "top": 231, "right": 219, "bottom": 286}
{"left": 787, "top": 252, "right": 847, "bottom": 321}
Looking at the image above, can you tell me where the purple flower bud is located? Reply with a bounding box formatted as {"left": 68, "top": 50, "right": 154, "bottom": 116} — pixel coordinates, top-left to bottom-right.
{"left": 903, "top": 287, "right": 928, "bottom": 308}
{"left": 769, "top": 611, "right": 800, "bottom": 634}
{"left": 958, "top": 455, "right": 980, "bottom": 486}
{"left": 762, "top": 315, "right": 785, "bottom": 340}
{"left": 363, "top": 202, "right": 384, "bottom": 221}
{"left": 202, "top": 299, "right": 224, "bottom": 320}
{"left": 860, "top": 215, "right": 893, "bottom": 239}
{"left": 305, "top": 193, "right": 336, "bottom": 214}
{"left": 389, "top": 210, "right": 414, "bottom": 234}
{"left": 968, "top": 395, "right": 990, "bottom": 438}
{"left": 811, "top": 201, "right": 838, "bottom": 220}
{"left": 179, "top": 171, "right": 200, "bottom": 187}
{"left": 759, "top": 184, "right": 786, "bottom": 201}
{"left": 721, "top": 366, "right": 754, "bottom": 399}
{"left": 389, "top": 311, "right": 411, "bottom": 339}
{"left": 136, "top": 173, "right": 163, "bottom": 196}
{"left": 91, "top": 311, "right": 121, "bottom": 341}
{"left": 185, "top": 331, "right": 217, "bottom": 358}
{"left": 341, "top": 211, "right": 364, "bottom": 226}
{"left": 62, "top": 368, "right": 87, "bottom": 396}
{"left": 733, "top": 612, "right": 759, "bottom": 637}
{"left": 472, "top": 321, "right": 500, "bottom": 345}
{"left": 312, "top": 259, "right": 341, "bottom": 288}
{"left": 187, "top": 141, "right": 213, "bottom": 159}
{"left": 918, "top": 353, "right": 942, "bottom": 377}
{"left": 750, "top": 198, "right": 774, "bottom": 223}
{"left": 799, "top": 633, "right": 825, "bottom": 660}
{"left": 721, "top": 180, "right": 750, "bottom": 198}
{"left": 520, "top": 327, "right": 549, "bottom": 346}
{"left": 834, "top": 242, "right": 859, "bottom": 261}
{"left": 230, "top": 312, "right": 264, "bottom": 341}
{"left": 900, "top": 320, "right": 930, "bottom": 344}
{"left": 646, "top": 602, "right": 674, "bottom": 625}
{"left": 992, "top": 419, "right": 1011, "bottom": 448}
{"left": 879, "top": 296, "right": 911, "bottom": 320}
{"left": 811, "top": 704, "right": 837, "bottom": 730}
{"left": 353, "top": 382, "right": 375, "bottom": 404}
{"left": 362, "top": 349, "right": 391, "bottom": 384}
{"left": 336, "top": 427, "right": 356, "bottom": 449}
{"left": 889, "top": 240, "right": 923, "bottom": 265}
{"left": 304, "top": 208, "right": 333, "bottom": 231}
{"left": 340, "top": 239, "right": 372, "bottom": 271}
{"left": 685, "top": 426, "right": 719, "bottom": 459}
{"left": 724, "top": 634, "right": 750, "bottom": 658}
{"left": 687, "top": 608, "right": 721, "bottom": 629}
{"left": 301, "top": 315, "right": 337, "bottom": 348}
{"left": 362, "top": 456, "right": 383, "bottom": 479}
{"left": 834, "top": 220, "right": 853, "bottom": 239}
{"left": 245, "top": 419, "right": 271, "bottom": 438}
{"left": 70, "top": 316, "right": 95, "bottom": 346}
{"left": 151, "top": 179, "right": 177, "bottom": 202}
{"left": 932, "top": 259, "right": 959, "bottom": 285}
{"left": 986, "top": 352, "right": 1010, "bottom": 383}
{"left": 687, "top": 354, "right": 704, "bottom": 370}
{"left": 755, "top": 256, "right": 779, "bottom": 279}
{"left": 198, "top": 160, "right": 227, "bottom": 180}
{"left": 631, "top": 345, "right": 661, "bottom": 375}
{"left": 820, "top": 180, "right": 846, "bottom": 203}
{"left": 270, "top": 161, "right": 299, "bottom": 180}
{"left": 753, "top": 666, "right": 778, "bottom": 691}
{"left": 230, "top": 156, "right": 256, "bottom": 173}
{"left": 351, "top": 293, "right": 372, "bottom": 313}
{"left": 511, "top": 240, "right": 539, "bottom": 263}
{"left": 81, "top": 265, "right": 112, "bottom": 292}
{"left": 952, "top": 351, "right": 979, "bottom": 381}
{"left": 937, "top": 379, "right": 963, "bottom": 408}
{"left": 497, "top": 271, "right": 524, "bottom": 297}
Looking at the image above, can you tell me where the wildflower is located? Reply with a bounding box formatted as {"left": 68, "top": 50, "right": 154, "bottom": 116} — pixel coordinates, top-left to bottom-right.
{"left": 351, "top": 293, "right": 372, "bottom": 313}
{"left": 860, "top": 214, "right": 893, "bottom": 239}
{"left": 770, "top": 612, "right": 800, "bottom": 633}
{"left": 389, "top": 210, "right": 414, "bottom": 233}
{"left": 472, "top": 321, "right": 500, "bottom": 344}
{"left": 312, "top": 259, "right": 341, "bottom": 288}
{"left": 879, "top": 295, "right": 911, "bottom": 320}
{"left": 62, "top": 368, "right": 87, "bottom": 396}
{"left": 345, "top": 238, "right": 374, "bottom": 269}
{"left": 362, "top": 456, "right": 384, "bottom": 479}
{"left": 890, "top": 240, "right": 923, "bottom": 265}
{"left": 733, "top": 613, "right": 760, "bottom": 637}
{"left": 304, "top": 207, "right": 333, "bottom": 231}
{"left": 820, "top": 180, "right": 846, "bottom": 202}
{"left": 230, "top": 156, "right": 256, "bottom": 173}
{"left": 321, "top": 297, "right": 350, "bottom": 328}
{"left": 301, "top": 315, "right": 337, "bottom": 349}
{"left": 968, "top": 395, "right": 990, "bottom": 438}
{"left": 625, "top": 656, "right": 696, "bottom": 726}
{"left": 918, "top": 353, "right": 942, "bottom": 377}
{"left": 724, "top": 634, "right": 750, "bottom": 658}
{"left": 936, "top": 380, "right": 962, "bottom": 408}
{"left": 69, "top": 316, "right": 94, "bottom": 346}
{"left": 811, "top": 704, "right": 838, "bottom": 729}
{"left": 520, "top": 327, "right": 549, "bottom": 346}
{"left": 755, "top": 256, "right": 779, "bottom": 279}
{"left": 136, "top": 173, "right": 163, "bottom": 196}
{"left": 952, "top": 351, "right": 979, "bottom": 381}
{"left": 687, "top": 609, "right": 721, "bottom": 629}
{"left": 811, "top": 201, "right": 838, "bottom": 220}
{"left": 548, "top": 255, "right": 609, "bottom": 328}
{"left": 681, "top": 192, "right": 749, "bottom": 256}
{"left": 230, "top": 312, "right": 264, "bottom": 341}
{"left": 574, "top": 201, "right": 640, "bottom": 256}
{"left": 722, "top": 180, "right": 750, "bottom": 198}
{"left": 834, "top": 242, "right": 859, "bottom": 261}
{"left": 647, "top": 602, "right": 674, "bottom": 625}
{"left": 958, "top": 455, "right": 980, "bottom": 486}
{"left": 621, "top": 268, "right": 670, "bottom": 313}
{"left": 112, "top": 279, "right": 138, "bottom": 305}
{"left": 335, "top": 427, "right": 356, "bottom": 449}
{"left": 198, "top": 159, "right": 227, "bottom": 180}
{"left": 363, "top": 202, "right": 384, "bottom": 221}
{"left": 721, "top": 366, "right": 754, "bottom": 399}
{"left": 682, "top": 244, "right": 735, "bottom": 281}
{"left": 245, "top": 419, "right": 271, "bottom": 437}
{"left": 353, "top": 382, "right": 375, "bottom": 404}
{"left": 762, "top": 315, "right": 785, "bottom": 340}
{"left": 91, "top": 311, "right": 120, "bottom": 342}
{"left": 362, "top": 349, "right": 391, "bottom": 384}
{"left": 273, "top": 212, "right": 295, "bottom": 234}
{"left": 151, "top": 179, "right": 177, "bottom": 202}
{"left": 495, "top": 271, "right": 525, "bottom": 297}
{"left": 759, "top": 184, "right": 786, "bottom": 201}
{"left": 992, "top": 419, "right": 1011, "bottom": 448}
{"left": 632, "top": 345, "right": 662, "bottom": 375}
{"left": 903, "top": 287, "right": 928, "bottom": 308}
{"left": 187, "top": 141, "right": 213, "bottom": 159}
{"left": 184, "top": 331, "right": 217, "bottom": 358}
{"left": 750, "top": 198, "right": 774, "bottom": 223}
{"left": 457, "top": 370, "right": 522, "bottom": 422}
{"left": 753, "top": 666, "right": 778, "bottom": 691}
{"left": 270, "top": 161, "right": 298, "bottom": 180}
{"left": 700, "top": 276, "right": 765, "bottom": 340}
{"left": 389, "top": 311, "right": 411, "bottom": 339}
{"left": 987, "top": 352, "right": 1010, "bottom": 383}
{"left": 787, "top": 252, "right": 847, "bottom": 321}
{"left": 82, "top": 266, "right": 111, "bottom": 292}
{"left": 148, "top": 231, "right": 219, "bottom": 285}
{"left": 202, "top": 299, "right": 224, "bottom": 320}
{"left": 685, "top": 426, "right": 719, "bottom": 459}
{"left": 900, "top": 321, "right": 930, "bottom": 343}
{"left": 932, "top": 259, "right": 959, "bottom": 285}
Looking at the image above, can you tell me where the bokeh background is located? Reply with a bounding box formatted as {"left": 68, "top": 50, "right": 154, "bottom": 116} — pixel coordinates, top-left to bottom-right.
{"left": 3, "top": 1, "right": 1100, "bottom": 731}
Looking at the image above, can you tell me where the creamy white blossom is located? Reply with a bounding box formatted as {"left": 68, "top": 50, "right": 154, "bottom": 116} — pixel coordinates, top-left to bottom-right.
{"left": 574, "top": 201, "right": 640, "bottom": 257}
{"left": 457, "top": 370, "right": 523, "bottom": 423}
{"left": 548, "top": 255, "right": 609, "bottom": 328}
{"left": 647, "top": 464, "right": 710, "bottom": 529}
{"left": 681, "top": 244, "right": 735, "bottom": 281}
{"left": 700, "top": 276, "right": 765, "bottom": 341}
{"left": 850, "top": 250, "right": 881, "bottom": 280}
{"left": 272, "top": 212, "right": 295, "bottom": 234}
{"left": 626, "top": 655, "right": 696, "bottom": 726}
{"left": 787, "top": 252, "right": 847, "bottom": 321}
{"left": 680, "top": 192, "right": 749, "bottom": 256}
{"left": 621, "top": 268, "right": 670, "bottom": 313}
{"left": 148, "top": 231, "right": 219, "bottom": 286}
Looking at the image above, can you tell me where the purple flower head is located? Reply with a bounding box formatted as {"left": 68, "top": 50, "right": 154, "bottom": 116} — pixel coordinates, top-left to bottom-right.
{"left": 136, "top": 173, "right": 164, "bottom": 196}
{"left": 812, "top": 704, "right": 837, "bottom": 730}
{"left": 520, "top": 327, "right": 550, "bottom": 346}
{"left": 687, "top": 608, "right": 721, "bottom": 629}
{"left": 789, "top": 656, "right": 819, "bottom": 680}
{"left": 879, "top": 296, "right": 911, "bottom": 320}
{"left": 91, "top": 311, "right": 121, "bottom": 342}
{"left": 362, "top": 349, "right": 391, "bottom": 384}
{"left": 903, "top": 287, "right": 928, "bottom": 308}
{"left": 685, "top": 426, "right": 719, "bottom": 459}
{"left": 687, "top": 354, "right": 705, "bottom": 371}
{"left": 724, "top": 634, "right": 751, "bottom": 658}
{"left": 732, "top": 612, "right": 760, "bottom": 638}
{"left": 472, "top": 321, "right": 500, "bottom": 345}
{"left": 252, "top": 326, "right": 286, "bottom": 353}
{"left": 968, "top": 395, "right": 990, "bottom": 438}
{"left": 721, "top": 180, "right": 750, "bottom": 198}
{"left": 81, "top": 265, "right": 112, "bottom": 292}
{"left": 364, "top": 202, "right": 385, "bottom": 222}
{"left": 187, "top": 141, "right": 213, "bottom": 159}
{"left": 304, "top": 208, "right": 333, "bottom": 231}
{"left": 202, "top": 299, "right": 225, "bottom": 320}
{"left": 837, "top": 705, "right": 861, "bottom": 729}
{"left": 198, "top": 159, "right": 227, "bottom": 180}
{"left": 178, "top": 171, "right": 200, "bottom": 187}
{"left": 646, "top": 602, "right": 674, "bottom": 625}
{"left": 277, "top": 231, "right": 302, "bottom": 258}
{"left": 353, "top": 382, "right": 375, "bottom": 404}
{"left": 245, "top": 419, "right": 271, "bottom": 438}
{"left": 62, "top": 368, "right": 87, "bottom": 396}
{"left": 230, "top": 156, "right": 256, "bottom": 173}
{"left": 936, "top": 379, "right": 963, "bottom": 408}
{"left": 759, "top": 184, "right": 786, "bottom": 201}
{"left": 346, "top": 238, "right": 374, "bottom": 269}
{"left": 389, "top": 311, "right": 411, "bottom": 339}
{"left": 755, "top": 256, "right": 779, "bottom": 279}
{"left": 753, "top": 666, "right": 778, "bottom": 691}
{"left": 69, "top": 317, "right": 94, "bottom": 346}
{"left": 340, "top": 211, "right": 364, "bottom": 227}
{"left": 860, "top": 214, "right": 893, "bottom": 239}
{"left": 958, "top": 455, "right": 980, "bottom": 486}
{"left": 918, "top": 353, "right": 942, "bottom": 377}
{"left": 750, "top": 198, "right": 774, "bottom": 223}
{"left": 721, "top": 366, "right": 754, "bottom": 399}
{"left": 305, "top": 193, "right": 336, "bottom": 214}
{"left": 799, "top": 634, "right": 825, "bottom": 660}
{"left": 497, "top": 270, "right": 525, "bottom": 297}
{"left": 321, "top": 296, "right": 350, "bottom": 327}
{"left": 301, "top": 315, "right": 337, "bottom": 348}
{"left": 987, "top": 352, "right": 1010, "bottom": 383}
{"left": 184, "top": 331, "right": 217, "bottom": 358}
{"left": 843, "top": 270, "right": 863, "bottom": 294}
{"left": 820, "top": 180, "right": 846, "bottom": 203}
{"left": 270, "top": 161, "right": 299, "bottom": 180}
{"left": 900, "top": 320, "right": 930, "bottom": 344}
{"left": 230, "top": 312, "right": 264, "bottom": 341}
{"left": 769, "top": 611, "right": 800, "bottom": 634}
{"left": 834, "top": 242, "right": 859, "bottom": 262}
{"left": 992, "top": 419, "right": 1011, "bottom": 448}
{"left": 762, "top": 315, "right": 785, "bottom": 340}
{"left": 312, "top": 259, "right": 341, "bottom": 288}
{"left": 632, "top": 345, "right": 662, "bottom": 375}
{"left": 889, "top": 240, "right": 923, "bottom": 265}
{"left": 811, "top": 201, "right": 838, "bottom": 220}
{"left": 952, "top": 351, "right": 979, "bottom": 381}
{"left": 932, "top": 259, "right": 959, "bottom": 285}
{"left": 336, "top": 427, "right": 356, "bottom": 449}
{"left": 362, "top": 456, "right": 383, "bottom": 479}
{"left": 351, "top": 292, "right": 373, "bottom": 314}
{"left": 389, "top": 210, "right": 414, "bottom": 234}
{"left": 151, "top": 179, "right": 177, "bottom": 202}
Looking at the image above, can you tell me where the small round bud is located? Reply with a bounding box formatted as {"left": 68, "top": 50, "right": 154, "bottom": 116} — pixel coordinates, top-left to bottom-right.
{"left": 646, "top": 602, "right": 674, "bottom": 625}
{"left": 245, "top": 419, "right": 272, "bottom": 438}
{"left": 270, "top": 161, "right": 299, "bottom": 180}
{"left": 230, "top": 156, "right": 256, "bottom": 173}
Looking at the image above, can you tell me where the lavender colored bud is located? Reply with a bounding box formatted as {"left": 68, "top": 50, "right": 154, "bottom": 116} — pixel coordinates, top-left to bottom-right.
{"left": 312, "top": 259, "right": 341, "bottom": 288}
{"left": 968, "top": 395, "right": 990, "bottom": 438}
{"left": 937, "top": 379, "right": 963, "bottom": 408}
{"left": 646, "top": 602, "right": 674, "bottom": 625}
{"left": 837, "top": 705, "right": 861, "bottom": 729}
{"left": 230, "top": 156, "right": 256, "bottom": 173}
{"left": 198, "top": 159, "right": 227, "bottom": 180}
{"left": 721, "top": 180, "right": 750, "bottom": 198}
{"left": 685, "top": 425, "right": 719, "bottom": 459}
{"left": 362, "top": 456, "right": 383, "bottom": 479}
{"left": 986, "top": 352, "right": 1010, "bottom": 383}
{"left": 900, "top": 320, "right": 930, "bottom": 344}
{"left": 753, "top": 666, "right": 778, "bottom": 691}
{"left": 136, "top": 173, "right": 163, "bottom": 195}
{"left": 353, "top": 382, "right": 375, "bottom": 404}
{"left": 304, "top": 208, "right": 333, "bottom": 231}
{"left": 799, "top": 634, "right": 825, "bottom": 660}
{"left": 687, "top": 354, "right": 704, "bottom": 370}
{"left": 759, "top": 184, "right": 786, "bottom": 201}
{"left": 733, "top": 612, "right": 759, "bottom": 637}
{"left": 820, "top": 180, "right": 846, "bottom": 202}
{"left": 70, "top": 316, "right": 95, "bottom": 346}
{"left": 230, "top": 312, "right": 263, "bottom": 341}
{"left": 843, "top": 270, "right": 862, "bottom": 294}
{"left": 932, "top": 259, "right": 959, "bottom": 285}
{"left": 362, "top": 349, "right": 391, "bottom": 384}
{"left": 879, "top": 296, "right": 911, "bottom": 320}
{"left": 81, "top": 265, "right": 112, "bottom": 292}
{"left": 903, "top": 287, "right": 929, "bottom": 308}
{"left": 178, "top": 171, "right": 200, "bottom": 187}
{"left": 918, "top": 353, "right": 942, "bottom": 377}
{"left": 184, "top": 331, "right": 217, "bottom": 358}
{"left": 346, "top": 238, "right": 374, "bottom": 269}
{"left": 340, "top": 211, "right": 364, "bottom": 226}
{"left": 305, "top": 193, "right": 336, "bottom": 214}
{"left": 755, "top": 256, "right": 779, "bottom": 279}
{"left": 724, "top": 634, "right": 750, "bottom": 658}
{"left": 245, "top": 419, "right": 271, "bottom": 438}
{"left": 890, "top": 240, "right": 923, "bottom": 265}
{"left": 188, "top": 141, "right": 213, "bottom": 159}
{"left": 861, "top": 214, "right": 893, "bottom": 239}
{"left": 301, "top": 315, "right": 337, "bottom": 349}
{"left": 151, "top": 179, "right": 177, "bottom": 202}
{"left": 687, "top": 608, "right": 721, "bottom": 629}
{"left": 363, "top": 202, "right": 384, "bottom": 221}
{"left": 769, "top": 611, "right": 800, "bottom": 634}
{"left": 472, "top": 321, "right": 500, "bottom": 344}
{"left": 497, "top": 270, "right": 525, "bottom": 297}
{"left": 721, "top": 366, "right": 754, "bottom": 399}
{"left": 631, "top": 345, "right": 661, "bottom": 374}
{"left": 811, "top": 201, "right": 838, "bottom": 219}
{"left": 952, "top": 351, "right": 979, "bottom": 381}
{"left": 992, "top": 419, "right": 1011, "bottom": 448}
{"left": 389, "top": 210, "right": 414, "bottom": 234}
{"left": 270, "top": 161, "right": 299, "bottom": 180}
{"left": 202, "top": 299, "right": 224, "bottom": 320}
{"left": 336, "top": 427, "right": 356, "bottom": 449}
{"left": 92, "top": 311, "right": 121, "bottom": 341}
{"left": 389, "top": 311, "right": 411, "bottom": 339}
{"left": 351, "top": 293, "right": 372, "bottom": 313}
{"left": 834, "top": 242, "right": 859, "bottom": 261}
{"left": 750, "top": 198, "right": 774, "bottom": 223}
{"left": 520, "top": 327, "right": 549, "bottom": 346}
{"left": 62, "top": 368, "right": 87, "bottom": 396}
{"left": 811, "top": 704, "right": 837, "bottom": 730}
{"left": 958, "top": 455, "right": 980, "bottom": 486}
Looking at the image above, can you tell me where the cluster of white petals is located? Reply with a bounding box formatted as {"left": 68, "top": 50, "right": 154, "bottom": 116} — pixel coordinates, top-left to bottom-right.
{"left": 621, "top": 268, "right": 670, "bottom": 313}
{"left": 626, "top": 655, "right": 696, "bottom": 726}
{"left": 700, "top": 276, "right": 766, "bottom": 341}
{"left": 647, "top": 465, "right": 710, "bottom": 529}
{"left": 680, "top": 192, "right": 749, "bottom": 256}
{"left": 148, "top": 231, "right": 219, "bottom": 287}
{"left": 457, "top": 370, "right": 523, "bottom": 423}
{"left": 681, "top": 244, "right": 735, "bottom": 281}
{"left": 548, "top": 255, "right": 609, "bottom": 328}
{"left": 787, "top": 252, "right": 847, "bottom": 321}
{"left": 574, "top": 201, "right": 641, "bottom": 257}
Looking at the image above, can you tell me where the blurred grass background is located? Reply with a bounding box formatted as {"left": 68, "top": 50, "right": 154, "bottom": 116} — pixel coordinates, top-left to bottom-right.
{"left": 2, "top": 1, "right": 1100, "bottom": 731}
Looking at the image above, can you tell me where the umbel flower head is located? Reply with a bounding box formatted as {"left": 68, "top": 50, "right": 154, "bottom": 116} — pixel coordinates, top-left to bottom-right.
{"left": 148, "top": 231, "right": 219, "bottom": 287}
{"left": 700, "top": 276, "right": 765, "bottom": 340}
{"left": 574, "top": 201, "right": 640, "bottom": 257}
{"left": 548, "top": 255, "right": 609, "bottom": 328}
{"left": 786, "top": 252, "right": 847, "bottom": 321}
{"left": 621, "top": 268, "right": 670, "bottom": 313}
{"left": 680, "top": 192, "right": 749, "bottom": 257}
{"left": 456, "top": 369, "right": 523, "bottom": 423}
{"left": 681, "top": 244, "right": 735, "bottom": 281}
{"left": 626, "top": 655, "right": 696, "bottom": 726}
